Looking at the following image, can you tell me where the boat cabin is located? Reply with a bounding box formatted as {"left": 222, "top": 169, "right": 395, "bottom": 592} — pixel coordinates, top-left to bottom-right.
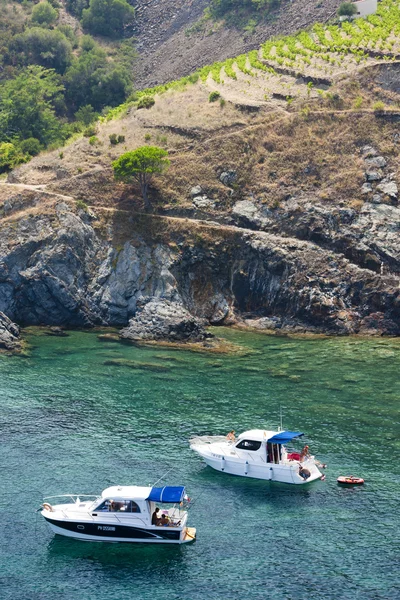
{"left": 233, "top": 429, "right": 304, "bottom": 464}
{"left": 90, "top": 485, "right": 187, "bottom": 525}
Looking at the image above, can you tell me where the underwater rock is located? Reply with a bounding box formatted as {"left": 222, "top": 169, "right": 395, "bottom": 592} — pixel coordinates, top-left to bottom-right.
{"left": 119, "top": 297, "right": 211, "bottom": 343}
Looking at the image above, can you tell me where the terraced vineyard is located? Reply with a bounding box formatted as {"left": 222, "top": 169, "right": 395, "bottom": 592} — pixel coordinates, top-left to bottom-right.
{"left": 103, "top": 0, "right": 400, "bottom": 118}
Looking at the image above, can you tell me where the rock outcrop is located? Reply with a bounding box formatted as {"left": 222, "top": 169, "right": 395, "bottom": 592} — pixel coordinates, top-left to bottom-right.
{"left": 0, "top": 312, "right": 21, "bottom": 351}
{"left": 1, "top": 190, "right": 400, "bottom": 337}
{"left": 120, "top": 297, "right": 209, "bottom": 342}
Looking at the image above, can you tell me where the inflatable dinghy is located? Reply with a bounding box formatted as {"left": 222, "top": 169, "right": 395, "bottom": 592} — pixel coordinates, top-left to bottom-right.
{"left": 337, "top": 476, "right": 364, "bottom": 485}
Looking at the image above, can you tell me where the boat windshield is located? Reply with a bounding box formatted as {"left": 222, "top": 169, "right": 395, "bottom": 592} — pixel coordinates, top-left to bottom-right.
{"left": 94, "top": 499, "right": 141, "bottom": 513}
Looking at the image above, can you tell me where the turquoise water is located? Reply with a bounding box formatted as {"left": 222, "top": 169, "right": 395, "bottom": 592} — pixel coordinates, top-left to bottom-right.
{"left": 1, "top": 328, "right": 399, "bottom": 600}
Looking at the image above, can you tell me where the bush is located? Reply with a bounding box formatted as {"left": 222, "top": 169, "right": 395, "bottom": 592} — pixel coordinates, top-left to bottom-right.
{"left": 337, "top": 2, "right": 357, "bottom": 17}
{"left": 373, "top": 101, "right": 385, "bottom": 113}
{"left": 209, "top": 91, "right": 221, "bottom": 102}
{"left": 137, "top": 95, "right": 155, "bottom": 109}
{"left": 11, "top": 27, "right": 73, "bottom": 74}
{"left": 31, "top": 1, "right": 58, "bottom": 26}
{"left": 76, "top": 199, "right": 88, "bottom": 211}
{"left": 109, "top": 133, "right": 125, "bottom": 144}
{"left": 88, "top": 135, "right": 99, "bottom": 145}
{"left": 19, "top": 138, "right": 42, "bottom": 156}
{"left": 83, "top": 125, "right": 97, "bottom": 137}
{"left": 81, "top": 0, "right": 135, "bottom": 38}
{"left": 75, "top": 104, "right": 98, "bottom": 125}
{"left": 0, "top": 143, "right": 27, "bottom": 173}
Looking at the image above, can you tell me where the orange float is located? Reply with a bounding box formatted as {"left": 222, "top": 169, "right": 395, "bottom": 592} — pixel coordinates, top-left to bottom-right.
{"left": 337, "top": 476, "right": 364, "bottom": 485}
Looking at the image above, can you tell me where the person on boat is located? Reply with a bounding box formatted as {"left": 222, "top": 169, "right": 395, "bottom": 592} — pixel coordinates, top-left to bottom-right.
{"left": 300, "top": 445, "right": 310, "bottom": 462}
{"left": 227, "top": 430, "right": 235, "bottom": 442}
{"left": 152, "top": 507, "right": 161, "bottom": 525}
{"left": 299, "top": 465, "right": 311, "bottom": 480}
{"left": 160, "top": 513, "right": 170, "bottom": 526}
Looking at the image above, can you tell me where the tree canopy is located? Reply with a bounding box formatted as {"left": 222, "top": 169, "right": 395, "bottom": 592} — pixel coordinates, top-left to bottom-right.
{"left": 0, "top": 66, "right": 65, "bottom": 145}
{"left": 81, "top": 0, "right": 135, "bottom": 38}
{"left": 10, "top": 27, "right": 73, "bottom": 74}
{"left": 112, "top": 146, "right": 170, "bottom": 210}
{"left": 31, "top": 1, "right": 59, "bottom": 26}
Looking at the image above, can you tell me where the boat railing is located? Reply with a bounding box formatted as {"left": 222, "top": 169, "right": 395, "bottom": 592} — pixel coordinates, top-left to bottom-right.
{"left": 43, "top": 494, "right": 99, "bottom": 502}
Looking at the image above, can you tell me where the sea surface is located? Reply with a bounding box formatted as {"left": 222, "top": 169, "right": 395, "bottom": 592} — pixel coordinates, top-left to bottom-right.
{"left": 0, "top": 327, "right": 399, "bottom": 600}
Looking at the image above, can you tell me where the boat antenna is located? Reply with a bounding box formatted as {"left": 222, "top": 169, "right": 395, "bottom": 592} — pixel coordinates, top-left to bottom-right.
{"left": 151, "top": 467, "right": 174, "bottom": 488}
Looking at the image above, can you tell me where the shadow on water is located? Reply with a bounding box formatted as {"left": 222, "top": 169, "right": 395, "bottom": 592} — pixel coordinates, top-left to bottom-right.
{"left": 46, "top": 536, "right": 189, "bottom": 579}
{"left": 195, "top": 466, "right": 317, "bottom": 506}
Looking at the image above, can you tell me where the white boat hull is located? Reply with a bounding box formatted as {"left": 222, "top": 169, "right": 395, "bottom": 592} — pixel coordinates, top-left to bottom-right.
{"left": 46, "top": 521, "right": 194, "bottom": 543}
{"left": 199, "top": 453, "right": 321, "bottom": 484}
{"left": 42, "top": 513, "right": 195, "bottom": 544}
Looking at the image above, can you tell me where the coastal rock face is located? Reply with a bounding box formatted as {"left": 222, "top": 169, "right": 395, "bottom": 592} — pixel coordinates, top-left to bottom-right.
{"left": 1, "top": 190, "right": 400, "bottom": 336}
{"left": 120, "top": 298, "right": 209, "bottom": 341}
{"left": 0, "top": 312, "right": 21, "bottom": 351}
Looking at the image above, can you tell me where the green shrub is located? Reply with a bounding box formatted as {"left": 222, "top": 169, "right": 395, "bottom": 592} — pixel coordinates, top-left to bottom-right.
{"left": 20, "top": 138, "right": 42, "bottom": 156}
{"left": 81, "top": 0, "right": 135, "bottom": 38}
{"left": 75, "top": 104, "right": 98, "bottom": 125}
{"left": 373, "top": 101, "right": 385, "bottom": 112}
{"left": 209, "top": 91, "right": 221, "bottom": 102}
{"left": 89, "top": 135, "right": 99, "bottom": 145}
{"left": 83, "top": 125, "right": 97, "bottom": 137}
{"left": 0, "top": 143, "right": 27, "bottom": 173}
{"left": 117, "top": 134, "right": 125, "bottom": 143}
{"left": 337, "top": 2, "right": 357, "bottom": 17}
{"left": 76, "top": 199, "right": 88, "bottom": 211}
{"left": 144, "top": 133, "right": 151, "bottom": 141}
{"left": 137, "top": 95, "right": 155, "bottom": 109}
{"left": 220, "top": 97, "right": 226, "bottom": 108}
{"left": 31, "top": 1, "right": 58, "bottom": 26}
{"left": 109, "top": 133, "right": 118, "bottom": 145}
{"left": 353, "top": 96, "right": 363, "bottom": 109}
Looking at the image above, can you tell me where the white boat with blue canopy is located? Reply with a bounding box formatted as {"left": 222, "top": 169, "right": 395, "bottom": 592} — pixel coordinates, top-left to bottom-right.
{"left": 190, "top": 429, "right": 323, "bottom": 484}
{"left": 40, "top": 485, "right": 196, "bottom": 543}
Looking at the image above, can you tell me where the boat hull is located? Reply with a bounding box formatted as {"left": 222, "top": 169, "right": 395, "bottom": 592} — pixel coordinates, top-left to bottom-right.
{"left": 197, "top": 453, "right": 322, "bottom": 484}
{"left": 44, "top": 516, "right": 195, "bottom": 544}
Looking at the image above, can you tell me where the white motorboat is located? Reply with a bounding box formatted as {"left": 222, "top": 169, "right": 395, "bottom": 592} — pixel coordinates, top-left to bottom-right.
{"left": 40, "top": 485, "right": 196, "bottom": 544}
{"left": 190, "top": 429, "right": 324, "bottom": 484}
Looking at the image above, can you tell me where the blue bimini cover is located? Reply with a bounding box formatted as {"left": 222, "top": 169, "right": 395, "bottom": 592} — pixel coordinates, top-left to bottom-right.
{"left": 267, "top": 431, "right": 304, "bottom": 444}
{"left": 147, "top": 486, "right": 185, "bottom": 503}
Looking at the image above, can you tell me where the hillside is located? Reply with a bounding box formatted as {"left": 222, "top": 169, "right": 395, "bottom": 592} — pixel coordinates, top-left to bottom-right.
{"left": 131, "top": 0, "right": 341, "bottom": 87}
{"left": 2, "top": 0, "right": 400, "bottom": 349}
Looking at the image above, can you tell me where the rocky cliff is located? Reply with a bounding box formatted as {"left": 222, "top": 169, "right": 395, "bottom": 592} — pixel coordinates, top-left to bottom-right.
{"left": 0, "top": 186, "right": 399, "bottom": 339}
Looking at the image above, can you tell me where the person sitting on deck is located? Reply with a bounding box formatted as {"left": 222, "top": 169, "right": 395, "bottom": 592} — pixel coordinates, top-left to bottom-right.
{"left": 160, "top": 513, "right": 170, "bottom": 526}
{"left": 152, "top": 507, "right": 161, "bottom": 525}
{"left": 226, "top": 430, "right": 235, "bottom": 442}
{"left": 300, "top": 445, "right": 310, "bottom": 462}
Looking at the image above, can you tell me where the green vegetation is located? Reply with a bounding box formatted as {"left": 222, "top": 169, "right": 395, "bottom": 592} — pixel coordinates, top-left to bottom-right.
{"left": 209, "top": 91, "right": 221, "bottom": 102}
{"left": 31, "top": 1, "right": 58, "bottom": 26}
{"left": 81, "top": 0, "right": 135, "bottom": 38}
{"left": 137, "top": 95, "right": 155, "bottom": 109}
{"left": 109, "top": 133, "right": 125, "bottom": 144}
{"left": 337, "top": 2, "right": 357, "bottom": 18}
{"left": 209, "top": 0, "right": 280, "bottom": 28}
{"left": 0, "top": 0, "right": 135, "bottom": 169}
{"left": 112, "top": 146, "right": 170, "bottom": 210}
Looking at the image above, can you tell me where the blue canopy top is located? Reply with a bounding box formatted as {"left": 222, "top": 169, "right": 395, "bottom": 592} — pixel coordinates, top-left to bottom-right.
{"left": 146, "top": 486, "right": 185, "bottom": 503}
{"left": 267, "top": 431, "right": 304, "bottom": 444}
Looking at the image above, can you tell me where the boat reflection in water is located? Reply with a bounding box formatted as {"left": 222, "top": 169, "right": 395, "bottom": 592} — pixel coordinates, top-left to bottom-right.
{"left": 190, "top": 429, "right": 324, "bottom": 484}
{"left": 40, "top": 485, "right": 196, "bottom": 544}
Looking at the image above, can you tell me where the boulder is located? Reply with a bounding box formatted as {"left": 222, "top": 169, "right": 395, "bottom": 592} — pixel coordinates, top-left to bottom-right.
{"left": 365, "top": 156, "right": 387, "bottom": 169}
{"left": 119, "top": 297, "right": 210, "bottom": 342}
{"left": 190, "top": 185, "right": 202, "bottom": 197}
{"left": 362, "top": 145, "right": 378, "bottom": 158}
{"left": 192, "top": 196, "right": 215, "bottom": 209}
{"left": 376, "top": 180, "right": 398, "bottom": 199}
{"left": 361, "top": 183, "right": 372, "bottom": 195}
{"left": 365, "top": 170, "right": 384, "bottom": 182}
{"left": 220, "top": 170, "right": 237, "bottom": 187}
{"left": 0, "top": 312, "right": 21, "bottom": 351}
